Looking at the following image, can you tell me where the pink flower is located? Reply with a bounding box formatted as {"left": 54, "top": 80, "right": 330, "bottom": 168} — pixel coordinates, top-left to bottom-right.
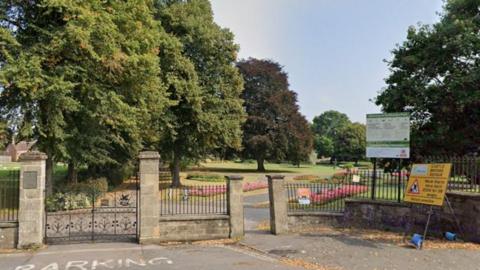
{"left": 309, "top": 185, "right": 368, "bottom": 203}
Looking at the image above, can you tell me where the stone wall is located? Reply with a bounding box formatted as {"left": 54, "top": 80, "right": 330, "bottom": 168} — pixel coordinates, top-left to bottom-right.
{"left": 157, "top": 215, "right": 230, "bottom": 242}
{"left": 287, "top": 212, "right": 343, "bottom": 232}
{"left": 344, "top": 191, "right": 480, "bottom": 243}
{"left": 0, "top": 222, "right": 18, "bottom": 249}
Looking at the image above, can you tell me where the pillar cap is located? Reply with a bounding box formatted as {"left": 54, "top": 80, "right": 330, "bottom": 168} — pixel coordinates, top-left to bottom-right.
{"left": 19, "top": 151, "right": 47, "bottom": 161}
{"left": 138, "top": 151, "right": 160, "bottom": 160}
{"left": 266, "top": 175, "right": 285, "bottom": 180}
{"left": 225, "top": 175, "right": 244, "bottom": 181}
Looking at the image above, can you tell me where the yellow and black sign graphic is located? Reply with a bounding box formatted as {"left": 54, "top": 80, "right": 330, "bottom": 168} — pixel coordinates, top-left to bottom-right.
{"left": 404, "top": 163, "right": 452, "bottom": 206}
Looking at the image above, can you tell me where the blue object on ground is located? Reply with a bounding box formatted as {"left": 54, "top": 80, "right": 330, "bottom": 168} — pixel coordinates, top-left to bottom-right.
{"left": 445, "top": 232, "right": 457, "bottom": 241}
{"left": 411, "top": 233, "right": 423, "bottom": 249}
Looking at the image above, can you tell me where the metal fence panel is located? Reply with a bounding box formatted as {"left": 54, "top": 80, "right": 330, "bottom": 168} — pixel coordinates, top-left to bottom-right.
{"left": 0, "top": 170, "right": 20, "bottom": 222}
{"left": 159, "top": 185, "right": 227, "bottom": 216}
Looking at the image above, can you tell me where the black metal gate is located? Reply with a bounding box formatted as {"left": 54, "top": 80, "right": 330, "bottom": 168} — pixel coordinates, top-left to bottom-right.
{"left": 45, "top": 177, "right": 139, "bottom": 244}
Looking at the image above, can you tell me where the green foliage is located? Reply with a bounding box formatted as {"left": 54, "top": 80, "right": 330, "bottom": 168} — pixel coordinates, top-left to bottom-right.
{"left": 186, "top": 173, "right": 225, "bottom": 182}
{"left": 0, "top": 1, "right": 167, "bottom": 185}
{"left": 0, "top": 120, "right": 11, "bottom": 149}
{"left": 46, "top": 192, "right": 92, "bottom": 212}
{"left": 343, "top": 163, "right": 354, "bottom": 170}
{"left": 334, "top": 122, "right": 366, "bottom": 162}
{"left": 312, "top": 110, "right": 350, "bottom": 138}
{"left": 314, "top": 135, "right": 334, "bottom": 158}
{"left": 152, "top": 0, "right": 245, "bottom": 186}
{"left": 376, "top": 0, "right": 480, "bottom": 156}
{"left": 237, "top": 58, "right": 313, "bottom": 171}
{"left": 312, "top": 111, "right": 366, "bottom": 162}
{"left": 61, "top": 177, "right": 108, "bottom": 197}
{"left": 47, "top": 176, "right": 108, "bottom": 211}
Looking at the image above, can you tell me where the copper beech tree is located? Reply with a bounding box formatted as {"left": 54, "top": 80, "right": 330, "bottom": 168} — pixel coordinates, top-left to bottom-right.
{"left": 237, "top": 58, "right": 313, "bottom": 172}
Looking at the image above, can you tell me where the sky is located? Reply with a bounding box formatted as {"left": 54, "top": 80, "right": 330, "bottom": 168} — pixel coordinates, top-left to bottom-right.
{"left": 210, "top": 0, "right": 444, "bottom": 123}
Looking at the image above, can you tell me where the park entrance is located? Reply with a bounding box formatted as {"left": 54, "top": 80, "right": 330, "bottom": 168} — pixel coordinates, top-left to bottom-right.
{"left": 44, "top": 177, "right": 139, "bottom": 244}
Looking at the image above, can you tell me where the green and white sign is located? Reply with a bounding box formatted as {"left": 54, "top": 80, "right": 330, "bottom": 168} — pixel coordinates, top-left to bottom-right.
{"left": 366, "top": 113, "right": 410, "bottom": 158}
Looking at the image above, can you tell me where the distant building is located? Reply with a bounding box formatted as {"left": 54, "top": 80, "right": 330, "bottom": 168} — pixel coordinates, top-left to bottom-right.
{"left": 3, "top": 140, "right": 36, "bottom": 162}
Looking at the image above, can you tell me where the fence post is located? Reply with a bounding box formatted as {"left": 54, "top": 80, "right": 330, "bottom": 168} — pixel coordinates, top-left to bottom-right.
{"left": 397, "top": 159, "right": 402, "bottom": 203}
{"left": 267, "top": 175, "right": 288, "bottom": 235}
{"left": 226, "top": 175, "right": 244, "bottom": 238}
{"left": 371, "top": 158, "right": 377, "bottom": 200}
{"left": 138, "top": 151, "right": 160, "bottom": 244}
{"left": 17, "top": 151, "right": 47, "bottom": 249}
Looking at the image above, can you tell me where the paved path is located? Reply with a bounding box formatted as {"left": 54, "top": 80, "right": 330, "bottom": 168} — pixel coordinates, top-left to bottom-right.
{"left": 244, "top": 193, "right": 269, "bottom": 206}
{"left": 241, "top": 231, "right": 480, "bottom": 270}
{"left": 244, "top": 193, "right": 270, "bottom": 231}
{"left": 1, "top": 242, "right": 302, "bottom": 270}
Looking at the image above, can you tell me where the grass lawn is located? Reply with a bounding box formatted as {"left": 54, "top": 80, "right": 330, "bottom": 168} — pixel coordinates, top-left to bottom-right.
{"left": 194, "top": 161, "right": 338, "bottom": 175}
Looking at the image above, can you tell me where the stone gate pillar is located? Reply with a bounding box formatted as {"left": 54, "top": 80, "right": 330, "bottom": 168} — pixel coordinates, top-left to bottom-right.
{"left": 138, "top": 151, "right": 160, "bottom": 243}
{"left": 17, "top": 151, "right": 47, "bottom": 248}
{"left": 267, "top": 175, "right": 288, "bottom": 235}
{"left": 226, "top": 175, "right": 244, "bottom": 238}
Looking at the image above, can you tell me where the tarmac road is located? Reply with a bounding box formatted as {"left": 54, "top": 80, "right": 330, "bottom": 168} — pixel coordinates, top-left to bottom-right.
{"left": 1, "top": 242, "right": 302, "bottom": 270}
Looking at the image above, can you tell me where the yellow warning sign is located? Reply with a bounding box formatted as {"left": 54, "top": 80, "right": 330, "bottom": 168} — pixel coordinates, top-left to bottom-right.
{"left": 404, "top": 163, "right": 452, "bottom": 206}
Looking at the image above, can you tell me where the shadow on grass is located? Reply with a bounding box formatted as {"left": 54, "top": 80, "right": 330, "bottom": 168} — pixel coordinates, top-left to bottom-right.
{"left": 190, "top": 167, "right": 298, "bottom": 174}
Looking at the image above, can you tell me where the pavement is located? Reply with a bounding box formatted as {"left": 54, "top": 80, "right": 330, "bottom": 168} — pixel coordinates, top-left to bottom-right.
{"left": 241, "top": 231, "right": 480, "bottom": 270}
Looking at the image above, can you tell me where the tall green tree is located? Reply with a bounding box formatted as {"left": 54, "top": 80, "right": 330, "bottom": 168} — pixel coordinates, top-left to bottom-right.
{"left": 0, "top": 1, "right": 166, "bottom": 186}
{"left": 237, "top": 58, "right": 313, "bottom": 171}
{"left": 286, "top": 112, "right": 314, "bottom": 167}
{"left": 312, "top": 110, "right": 350, "bottom": 138}
{"left": 311, "top": 110, "right": 366, "bottom": 162}
{"left": 154, "top": 0, "right": 245, "bottom": 186}
{"left": 334, "top": 122, "right": 366, "bottom": 163}
{"left": 376, "top": 0, "right": 480, "bottom": 157}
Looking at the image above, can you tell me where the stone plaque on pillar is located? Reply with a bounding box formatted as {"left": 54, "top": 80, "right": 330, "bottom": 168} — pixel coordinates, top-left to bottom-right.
{"left": 23, "top": 171, "right": 38, "bottom": 189}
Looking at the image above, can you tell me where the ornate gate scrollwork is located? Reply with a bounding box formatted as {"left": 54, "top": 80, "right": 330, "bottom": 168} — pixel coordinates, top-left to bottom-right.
{"left": 45, "top": 178, "right": 139, "bottom": 244}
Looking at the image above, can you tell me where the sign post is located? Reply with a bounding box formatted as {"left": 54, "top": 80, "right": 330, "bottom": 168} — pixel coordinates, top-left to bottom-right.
{"left": 366, "top": 113, "right": 410, "bottom": 159}
{"left": 366, "top": 113, "right": 410, "bottom": 200}
{"left": 404, "top": 163, "right": 462, "bottom": 249}
{"left": 404, "top": 163, "right": 451, "bottom": 206}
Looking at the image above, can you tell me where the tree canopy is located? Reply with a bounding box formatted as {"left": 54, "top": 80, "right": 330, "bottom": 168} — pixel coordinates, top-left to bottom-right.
{"left": 376, "top": 0, "right": 480, "bottom": 157}
{"left": 237, "top": 58, "right": 313, "bottom": 171}
{"left": 153, "top": 0, "right": 245, "bottom": 186}
{"left": 0, "top": 0, "right": 245, "bottom": 187}
{"left": 311, "top": 110, "right": 365, "bottom": 162}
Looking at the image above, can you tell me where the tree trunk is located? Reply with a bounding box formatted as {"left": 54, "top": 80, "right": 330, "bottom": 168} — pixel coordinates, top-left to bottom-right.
{"left": 171, "top": 151, "right": 181, "bottom": 187}
{"left": 45, "top": 156, "right": 54, "bottom": 195}
{"left": 256, "top": 157, "right": 265, "bottom": 172}
{"left": 67, "top": 161, "right": 78, "bottom": 184}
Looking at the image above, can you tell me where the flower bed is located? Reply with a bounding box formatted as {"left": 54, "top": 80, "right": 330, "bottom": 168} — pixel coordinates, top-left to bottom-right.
{"left": 243, "top": 181, "right": 268, "bottom": 192}
{"left": 187, "top": 181, "right": 268, "bottom": 196}
{"left": 309, "top": 185, "right": 368, "bottom": 204}
{"left": 188, "top": 186, "right": 227, "bottom": 196}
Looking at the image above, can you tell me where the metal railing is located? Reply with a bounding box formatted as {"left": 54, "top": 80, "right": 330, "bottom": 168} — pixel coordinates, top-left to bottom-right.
{"left": 286, "top": 170, "right": 408, "bottom": 214}
{"left": 286, "top": 182, "right": 365, "bottom": 213}
{"left": 0, "top": 170, "right": 20, "bottom": 222}
{"left": 424, "top": 156, "right": 480, "bottom": 193}
{"left": 286, "top": 156, "right": 480, "bottom": 214}
{"left": 159, "top": 185, "right": 227, "bottom": 216}
{"left": 352, "top": 170, "right": 408, "bottom": 202}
